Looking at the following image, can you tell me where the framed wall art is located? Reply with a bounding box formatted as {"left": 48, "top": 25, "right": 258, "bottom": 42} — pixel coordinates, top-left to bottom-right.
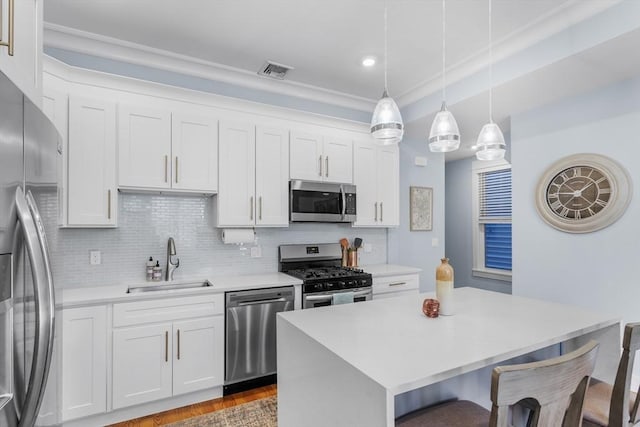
{"left": 410, "top": 186, "right": 433, "bottom": 231}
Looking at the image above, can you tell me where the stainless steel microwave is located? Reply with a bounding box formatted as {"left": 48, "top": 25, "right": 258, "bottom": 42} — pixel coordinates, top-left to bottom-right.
{"left": 290, "top": 180, "right": 356, "bottom": 223}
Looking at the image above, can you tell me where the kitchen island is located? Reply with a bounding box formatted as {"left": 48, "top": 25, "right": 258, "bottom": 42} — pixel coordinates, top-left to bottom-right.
{"left": 276, "top": 287, "right": 620, "bottom": 427}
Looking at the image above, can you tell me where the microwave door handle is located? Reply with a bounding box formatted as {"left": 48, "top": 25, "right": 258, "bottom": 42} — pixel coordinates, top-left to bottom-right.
{"left": 340, "top": 185, "right": 346, "bottom": 220}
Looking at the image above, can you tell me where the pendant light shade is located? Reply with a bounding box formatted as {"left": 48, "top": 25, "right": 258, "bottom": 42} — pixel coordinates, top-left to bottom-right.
{"left": 476, "top": 0, "right": 505, "bottom": 161}
{"left": 429, "top": 0, "right": 459, "bottom": 153}
{"left": 371, "top": 4, "right": 403, "bottom": 145}
{"left": 429, "top": 101, "right": 460, "bottom": 152}
{"left": 371, "top": 90, "right": 404, "bottom": 144}
{"left": 475, "top": 122, "right": 505, "bottom": 160}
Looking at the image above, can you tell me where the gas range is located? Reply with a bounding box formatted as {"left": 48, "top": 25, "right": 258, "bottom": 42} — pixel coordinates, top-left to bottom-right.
{"left": 279, "top": 243, "right": 373, "bottom": 308}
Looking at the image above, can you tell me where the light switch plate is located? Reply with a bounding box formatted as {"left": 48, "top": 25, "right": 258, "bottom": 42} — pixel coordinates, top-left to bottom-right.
{"left": 414, "top": 156, "right": 428, "bottom": 167}
{"left": 363, "top": 243, "right": 373, "bottom": 253}
{"left": 89, "top": 250, "right": 101, "bottom": 265}
{"left": 250, "top": 246, "right": 262, "bottom": 258}
{"left": 431, "top": 238, "right": 439, "bottom": 247}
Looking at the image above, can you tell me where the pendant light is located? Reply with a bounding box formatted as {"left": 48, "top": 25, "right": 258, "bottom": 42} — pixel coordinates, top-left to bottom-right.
{"left": 476, "top": 0, "right": 505, "bottom": 161}
{"left": 429, "top": 0, "right": 460, "bottom": 153}
{"left": 370, "top": 3, "right": 404, "bottom": 145}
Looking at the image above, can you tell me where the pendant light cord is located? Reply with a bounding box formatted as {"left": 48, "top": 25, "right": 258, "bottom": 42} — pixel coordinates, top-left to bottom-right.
{"left": 384, "top": 2, "right": 388, "bottom": 93}
{"left": 489, "top": 0, "right": 493, "bottom": 122}
{"left": 442, "top": 0, "right": 446, "bottom": 102}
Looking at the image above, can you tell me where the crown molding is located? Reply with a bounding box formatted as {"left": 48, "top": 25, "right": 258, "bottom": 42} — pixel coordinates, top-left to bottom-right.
{"left": 43, "top": 23, "right": 376, "bottom": 113}
{"left": 395, "top": 0, "right": 624, "bottom": 107}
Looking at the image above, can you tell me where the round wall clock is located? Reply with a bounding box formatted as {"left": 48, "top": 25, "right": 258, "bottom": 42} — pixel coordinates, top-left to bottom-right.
{"left": 535, "top": 153, "right": 632, "bottom": 233}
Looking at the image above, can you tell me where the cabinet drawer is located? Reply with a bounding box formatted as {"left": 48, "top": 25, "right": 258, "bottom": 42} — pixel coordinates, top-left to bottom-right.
{"left": 372, "top": 274, "right": 419, "bottom": 296}
{"left": 113, "top": 294, "right": 223, "bottom": 327}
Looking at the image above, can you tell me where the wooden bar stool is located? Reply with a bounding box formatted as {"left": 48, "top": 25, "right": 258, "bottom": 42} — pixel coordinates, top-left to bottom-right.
{"left": 396, "top": 340, "right": 599, "bottom": 427}
{"left": 583, "top": 323, "right": 640, "bottom": 427}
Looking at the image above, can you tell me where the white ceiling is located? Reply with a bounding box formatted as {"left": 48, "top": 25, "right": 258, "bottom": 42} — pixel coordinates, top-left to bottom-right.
{"left": 44, "top": 0, "right": 590, "bottom": 101}
{"left": 43, "top": 0, "right": 636, "bottom": 161}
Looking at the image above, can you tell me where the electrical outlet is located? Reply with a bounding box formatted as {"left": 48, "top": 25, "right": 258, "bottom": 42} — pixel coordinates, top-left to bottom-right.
{"left": 363, "top": 243, "right": 373, "bottom": 253}
{"left": 250, "top": 246, "right": 262, "bottom": 258}
{"left": 89, "top": 250, "right": 101, "bottom": 265}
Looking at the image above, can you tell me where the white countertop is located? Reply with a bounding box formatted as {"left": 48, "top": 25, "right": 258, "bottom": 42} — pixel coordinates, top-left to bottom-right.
{"left": 277, "top": 287, "right": 619, "bottom": 395}
{"left": 55, "top": 263, "right": 419, "bottom": 308}
{"left": 361, "top": 264, "right": 421, "bottom": 277}
{"left": 56, "top": 272, "right": 302, "bottom": 308}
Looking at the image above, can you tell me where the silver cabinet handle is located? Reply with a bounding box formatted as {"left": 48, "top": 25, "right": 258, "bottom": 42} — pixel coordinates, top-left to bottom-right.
{"left": 165, "top": 331, "right": 169, "bottom": 362}
{"left": 164, "top": 155, "right": 168, "bottom": 183}
{"left": 0, "top": 0, "right": 15, "bottom": 56}
{"left": 325, "top": 156, "right": 329, "bottom": 177}
{"left": 250, "top": 196, "right": 254, "bottom": 221}
{"left": 177, "top": 329, "right": 181, "bottom": 360}
{"left": 175, "top": 157, "right": 179, "bottom": 184}
{"left": 259, "top": 196, "right": 262, "bottom": 221}
{"left": 388, "top": 282, "right": 407, "bottom": 287}
{"left": 380, "top": 202, "right": 383, "bottom": 222}
{"left": 374, "top": 202, "right": 378, "bottom": 221}
{"left": 319, "top": 155, "right": 323, "bottom": 177}
{"left": 107, "top": 189, "right": 111, "bottom": 220}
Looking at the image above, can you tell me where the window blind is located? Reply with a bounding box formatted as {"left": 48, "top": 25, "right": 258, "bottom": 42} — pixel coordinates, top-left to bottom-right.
{"left": 479, "top": 168, "right": 512, "bottom": 271}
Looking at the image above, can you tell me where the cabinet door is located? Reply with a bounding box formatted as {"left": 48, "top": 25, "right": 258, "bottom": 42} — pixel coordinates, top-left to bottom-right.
{"left": 173, "top": 317, "right": 224, "bottom": 395}
{"left": 256, "top": 126, "right": 289, "bottom": 227}
{"left": 218, "top": 120, "right": 255, "bottom": 227}
{"left": 172, "top": 113, "right": 218, "bottom": 192}
{"left": 377, "top": 145, "right": 399, "bottom": 226}
{"left": 323, "top": 137, "right": 353, "bottom": 184}
{"left": 112, "top": 323, "right": 173, "bottom": 409}
{"left": 290, "top": 131, "right": 322, "bottom": 181}
{"left": 0, "top": 0, "right": 41, "bottom": 105}
{"left": 352, "top": 141, "right": 378, "bottom": 227}
{"left": 60, "top": 306, "right": 107, "bottom": 421}
{"left": 118, "top": 105, "right": 171, "bottom": 189}
{"left": 67, "top": 96, "right": 117, "bottom": 226}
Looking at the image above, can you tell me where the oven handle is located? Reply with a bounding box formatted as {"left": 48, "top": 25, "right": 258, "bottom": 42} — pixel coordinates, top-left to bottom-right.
{"left": 305, "top": 290, "right": 371, "bottom": 301}
{"left": 340, "top": 185, "right": 346, "bottom": 220}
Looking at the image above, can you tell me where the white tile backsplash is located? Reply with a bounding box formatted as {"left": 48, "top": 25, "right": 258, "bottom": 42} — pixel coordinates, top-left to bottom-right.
{"left": 41, "top": 193, "right": 387, "bottom": 288}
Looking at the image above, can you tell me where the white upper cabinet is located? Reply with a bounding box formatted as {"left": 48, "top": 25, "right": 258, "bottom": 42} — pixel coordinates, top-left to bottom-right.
{"left": 218, "top": 122, "right": 289, "bottom": 227}
{"left": 118, "top": 105, "right": 218, "bottom": 193}
{"left": 172, "top": 113, "right": 218, "bottom": 192}
{"left": 67, "top": 96, "right": 117, "bottom": 227}
{"left": 255, "top": 126, "right": 289, "bottom": 226}
{"left": 353, "top": 140, "right": 399, "bottom": 227}
{"left": 118, "top": 105, "right": 172, "bottom": 189}
{"left": 218, "top": 120, "right": 256, "bottom": 227}
{"left": 290, "top": 131, "right": 352, "bottom": 184}
{"left": 0, "top": 0, "right": 42, "bottom": 106}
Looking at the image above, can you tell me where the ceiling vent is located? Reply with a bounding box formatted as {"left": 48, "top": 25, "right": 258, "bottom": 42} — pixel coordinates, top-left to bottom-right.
{"left": 258, "top": 61, "right": 294, "bottom": 80}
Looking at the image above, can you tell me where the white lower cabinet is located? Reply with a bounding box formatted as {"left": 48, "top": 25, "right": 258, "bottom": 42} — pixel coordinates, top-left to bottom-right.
{"left": 372, "top": 274, "right": 419, "bottom": 299}
{"left": 112, "top": 294, "right": 224, "bottom": 410}
{"left": 59, "top": 305, "right": 108, "bottom": 422}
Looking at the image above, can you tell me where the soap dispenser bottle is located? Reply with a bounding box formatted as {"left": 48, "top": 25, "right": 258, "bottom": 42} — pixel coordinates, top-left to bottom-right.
{"left": 152, "top": 260, "right": 162, "bottom": 281}
{"left": 146, "top": 257, "right": 154, "bottom": 281}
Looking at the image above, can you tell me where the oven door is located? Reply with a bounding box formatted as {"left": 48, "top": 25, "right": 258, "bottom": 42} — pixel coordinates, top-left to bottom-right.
{"left": 290, "top": 181, "right": 356, "bottom": 223}
{"left": 303, "top": 287, "right": 372, "bottom": 309}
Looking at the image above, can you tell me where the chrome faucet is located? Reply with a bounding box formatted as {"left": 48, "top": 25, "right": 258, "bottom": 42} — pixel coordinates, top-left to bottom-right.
{"left": 166, "top": 237, "right": 180, "bottom": 281}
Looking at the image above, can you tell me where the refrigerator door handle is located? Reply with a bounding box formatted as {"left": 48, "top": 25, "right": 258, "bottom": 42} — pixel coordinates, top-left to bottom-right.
{"left": 14, "top": 187, "right": 55, "bottom": 427}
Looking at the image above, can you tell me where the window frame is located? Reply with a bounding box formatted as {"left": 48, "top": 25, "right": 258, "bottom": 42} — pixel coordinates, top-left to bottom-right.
{"left": 472, "top": 159, "right": 512, "bottom": 282}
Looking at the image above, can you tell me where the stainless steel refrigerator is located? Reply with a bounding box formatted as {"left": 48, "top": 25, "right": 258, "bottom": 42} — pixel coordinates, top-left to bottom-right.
{"left": 0, "top": 71, "right": 59, "bottom": 427}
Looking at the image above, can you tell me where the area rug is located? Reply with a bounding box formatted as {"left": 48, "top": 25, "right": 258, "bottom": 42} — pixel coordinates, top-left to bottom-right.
{"left": 164, "top": 396, "right": 277, "bottom": 427}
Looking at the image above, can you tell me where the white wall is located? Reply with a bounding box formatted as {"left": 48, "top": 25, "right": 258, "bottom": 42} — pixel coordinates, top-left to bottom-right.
{"left": 511, "top": 76, "right": 640, "bottom": 324}
{"left": 388, "top": 137, "right": 445, "bottom": 291}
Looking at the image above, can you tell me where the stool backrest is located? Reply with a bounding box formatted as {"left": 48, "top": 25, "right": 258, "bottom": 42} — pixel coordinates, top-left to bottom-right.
{"left": 489, "top": 340, "right": 599, "bottom": 427}
{"left": 609, "top": 322, "right": 640, "bottom": 426}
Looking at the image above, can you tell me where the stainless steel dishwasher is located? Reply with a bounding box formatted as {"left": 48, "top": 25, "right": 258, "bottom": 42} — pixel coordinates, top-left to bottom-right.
{"left": 224, "top": 286, "right": 294, "bottom": 393}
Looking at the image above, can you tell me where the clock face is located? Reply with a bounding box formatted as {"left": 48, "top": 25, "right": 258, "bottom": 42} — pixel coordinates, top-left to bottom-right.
{"left": 535, "top": 154, "right": 632, "bottom": 233}
{"left": 545, "top": 166, "right": 611, "bottom": 220}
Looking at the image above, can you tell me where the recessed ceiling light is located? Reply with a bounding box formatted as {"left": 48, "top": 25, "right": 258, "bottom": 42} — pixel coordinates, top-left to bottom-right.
{"left": 362, "top": 57, "right": 376, "bottom": 67}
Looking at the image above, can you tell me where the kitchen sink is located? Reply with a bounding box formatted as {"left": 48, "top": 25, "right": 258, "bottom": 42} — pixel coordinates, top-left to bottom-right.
{"left": 126, "top": 280, "right": 213, "bottom": 294}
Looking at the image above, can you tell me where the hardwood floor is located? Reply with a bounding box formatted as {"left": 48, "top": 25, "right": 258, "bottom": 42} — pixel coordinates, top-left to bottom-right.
{"left": 109, "top": 385, "right": 277, "bottom": 427}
